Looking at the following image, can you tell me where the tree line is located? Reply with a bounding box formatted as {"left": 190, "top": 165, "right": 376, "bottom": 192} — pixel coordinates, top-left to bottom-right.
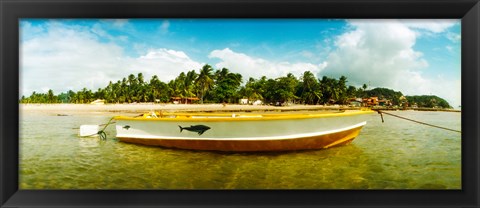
{"left": 19, "top": 64, "right": 452, "bottom": 108}
{"left": 405, "top": 95, "right": 451, "bottom": 109}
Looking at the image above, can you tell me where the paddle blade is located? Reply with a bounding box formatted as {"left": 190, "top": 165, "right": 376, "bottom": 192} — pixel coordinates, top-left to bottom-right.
{"left": 79, "top": 125, "right": 99, "bottom": 137}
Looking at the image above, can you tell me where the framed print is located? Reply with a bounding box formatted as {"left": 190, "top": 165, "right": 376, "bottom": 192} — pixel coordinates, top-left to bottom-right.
{"left": 1, "top": 0, "right": 479, "bottom": 207}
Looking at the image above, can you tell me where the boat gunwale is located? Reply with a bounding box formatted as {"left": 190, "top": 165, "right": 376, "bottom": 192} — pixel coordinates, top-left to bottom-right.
{"left": 113, "top": 110, "right": 374, "bottom": 122}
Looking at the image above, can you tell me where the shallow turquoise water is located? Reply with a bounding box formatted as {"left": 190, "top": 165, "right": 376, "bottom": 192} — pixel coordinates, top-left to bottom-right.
{"left": 19, "top": 110, "right": 461, "bottom": 189}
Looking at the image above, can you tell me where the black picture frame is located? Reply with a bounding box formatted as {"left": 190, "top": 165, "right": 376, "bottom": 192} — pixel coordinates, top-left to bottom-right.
{"left": 1, "top": 0, "right": 479, "bottom": 207}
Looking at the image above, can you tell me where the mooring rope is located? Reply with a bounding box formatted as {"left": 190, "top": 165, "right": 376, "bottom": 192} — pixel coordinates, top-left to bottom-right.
{"left": 97, "top": 117, "right": 116, "bottom": 140}
{"left": 82, "top": 117, "right": 116, "bottom": 140}
{"left": 373, "top": 110, "right": 461, "bottom": 133}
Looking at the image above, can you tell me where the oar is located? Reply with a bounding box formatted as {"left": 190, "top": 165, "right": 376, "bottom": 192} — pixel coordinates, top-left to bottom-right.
{"left": 78, "top": 117, "right": 116, "bottom": 139}
{"left": 79, "top": 125, "right": 101, "bottom": 137}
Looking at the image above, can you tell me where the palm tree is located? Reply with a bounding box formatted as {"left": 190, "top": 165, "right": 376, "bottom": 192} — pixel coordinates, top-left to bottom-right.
{"left": 120, "top": 78, "right": 128, "bottom": 103}
{"left": 67, "top": 90, "right": 76, "bottom": 103}
{"left": 346, "top": 86, "right": 357, "bottom": 99}
{"left": 127, "top": 74, "right": 137, "bottom": 86}
{"left": 243, "top": 78, "right": 258, "bottom": 100}
{"left": 211, "top": 68, "right": 243, "bottom": 103}
{"left": 256, "top": 76, "right": 268, "bottom": 103}
{"left": 183, "top": 70, "right": 198, "bottom": 103}
{"left": 127, "top": 74, "right": 137, "bottom": 102}
{"left": 277, "top": 73, "right": 298, "bottom": 104}
{"left": 337, "top": 75, "right": 348, "bottom": 104}
{"left": 167, "top": 79, "right": 182, "bottom": 101}
{"left": 354, "top": 83, "right": 369, "bottom": 98}
{"left": 300, "top": 71, "right": 321, "bottom": 104}
{"left": 137, "top": 73, "right": 144, "bottom": 85}
{"left": 47, "top": 89, "right": 56, "bottom": 103}
{"left": 319, "top": 76, "right": 335, "bottom": 104}
{"left": 149, "top": 75, "right": 160, "bottom": 102}
{"left": 136, "top": 73, "right": 148, "bottom": 102}
{"left": 195, "top": 64, "right": 214, "bottom": 104}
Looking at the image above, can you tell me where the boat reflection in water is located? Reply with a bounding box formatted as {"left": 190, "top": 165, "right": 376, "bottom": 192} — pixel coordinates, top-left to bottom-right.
{"left": 114, "top": 109, "right": 374, "bottom": 152}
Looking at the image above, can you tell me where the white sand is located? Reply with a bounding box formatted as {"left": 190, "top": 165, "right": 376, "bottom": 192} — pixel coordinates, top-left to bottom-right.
{"left": 20, "top": 103, "right": 345, "bottom": 116}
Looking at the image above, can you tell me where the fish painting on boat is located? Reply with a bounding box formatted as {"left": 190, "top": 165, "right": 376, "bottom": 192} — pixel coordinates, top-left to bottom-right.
{"left": 113, "top": 110, "right": 374, "bottom": 152}
{"left": 179, "top": 125, "right": 211, "bottom": 135}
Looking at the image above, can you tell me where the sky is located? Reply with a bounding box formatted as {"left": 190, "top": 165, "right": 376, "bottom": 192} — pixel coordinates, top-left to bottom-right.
{"left": 20, "top": 19, "right": 461, "bottom": 108}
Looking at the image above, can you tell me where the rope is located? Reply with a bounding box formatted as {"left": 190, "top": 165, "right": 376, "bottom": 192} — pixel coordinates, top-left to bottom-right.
{"left": 82, "top": 117, "right": 116, "bottom": 140}
{"left": 374, "top": 110, "right": 461, "bottom": 133}
{"left": 97, "top": 117, "right": 116, "bottom": 140}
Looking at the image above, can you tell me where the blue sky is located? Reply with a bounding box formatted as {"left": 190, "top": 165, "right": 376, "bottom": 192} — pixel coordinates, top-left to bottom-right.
{"left": 20, "top": 19, "right": 461, "bottom": 108}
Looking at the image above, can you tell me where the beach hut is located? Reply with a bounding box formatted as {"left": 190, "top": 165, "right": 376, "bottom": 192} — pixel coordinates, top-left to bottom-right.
{"left": 171, "top": 97, "right": 199, "bottom": 104}
{"left": 252, "top": 100, "right": 263, "bottom": 105}
{"left": 240, "top": 98, "right": 249, "bottom": 105}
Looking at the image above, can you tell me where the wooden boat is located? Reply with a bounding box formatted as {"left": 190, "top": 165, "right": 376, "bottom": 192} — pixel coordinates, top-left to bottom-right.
{"left": 113, "top": 110, "right": 374, "bottom": 152}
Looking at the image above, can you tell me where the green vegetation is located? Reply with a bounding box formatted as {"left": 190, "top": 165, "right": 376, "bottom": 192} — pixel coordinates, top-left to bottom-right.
{"left": 19, "top": 64, "right": 452, "bottom": 109}
{"left": 405, "top": 95, "right": 451, "bottom": 109}
{"left": 365, "top": 88, "right": 404, "bottom": 105}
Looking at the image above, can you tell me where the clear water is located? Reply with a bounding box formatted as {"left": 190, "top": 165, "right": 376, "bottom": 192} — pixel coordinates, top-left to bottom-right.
{"left": 19, "top": 110, "right": 461, "bottom": 189}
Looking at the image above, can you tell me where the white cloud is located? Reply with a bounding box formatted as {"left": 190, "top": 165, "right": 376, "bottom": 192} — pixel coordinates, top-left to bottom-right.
{"left": 323, "top": 20, "right": 427, "bottom": 85}
{"left": 20, "top": 22, "right": 203, "bottom": 96}
{"left": 160, "top": 20, "right": 170, "bottom": 34}
{"left": 208, "top": 48, "right": 327, "bottom": 81}
{"left": 446, "top": 32, "right": 461, "bottom": 43}
{"left": 91, "top": 23, "right": 128, "bottom": 42}
{"left": 129, "top": 49, "right": 204, "bottom": 82}
{"left": 322, "top": 19, "right": 460, "bottom": 108}
{"left": 446, "top": 45, "right": 454, "bottom": 53}
{"left": 398, "top": 72, "right": 461, "bottom": 108}
{"left": 400, "top": 19, "right": 458, "bottom": 33}
{"left": 20, "top": 21, "right": 45, "bottom": 40}
{"left": 21, "top": 22, "right": 125, "bottom": 95}
{"left": 301, "top": 51, "right": 314, "bottom": 58}
{"left": 111, "top": 19, "right": 129, "bottom": 28}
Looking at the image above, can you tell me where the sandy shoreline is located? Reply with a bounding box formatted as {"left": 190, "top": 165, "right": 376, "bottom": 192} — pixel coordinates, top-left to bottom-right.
{"left": 19, "top": 103, "right": 460, "bottom": 116}
{"left": 20, "top": 103, "right": 347, "bottom": 115}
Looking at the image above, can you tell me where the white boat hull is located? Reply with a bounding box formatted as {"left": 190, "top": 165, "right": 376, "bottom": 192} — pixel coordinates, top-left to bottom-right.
{"left": 114, "top": 110, "right": 372, "bottom": 152}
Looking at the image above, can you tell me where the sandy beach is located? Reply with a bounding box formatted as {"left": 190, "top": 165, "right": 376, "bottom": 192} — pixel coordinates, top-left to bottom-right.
{"left": 20, "top": 103, "right": 460, "bottom": 117}
{"left": 20, "top": 103, "right": 348, "bottom": 116}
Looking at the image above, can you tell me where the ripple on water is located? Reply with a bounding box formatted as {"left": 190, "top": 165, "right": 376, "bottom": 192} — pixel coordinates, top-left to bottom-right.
{"left": 19, "top": 111, "right": 461, "bottom": 189}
